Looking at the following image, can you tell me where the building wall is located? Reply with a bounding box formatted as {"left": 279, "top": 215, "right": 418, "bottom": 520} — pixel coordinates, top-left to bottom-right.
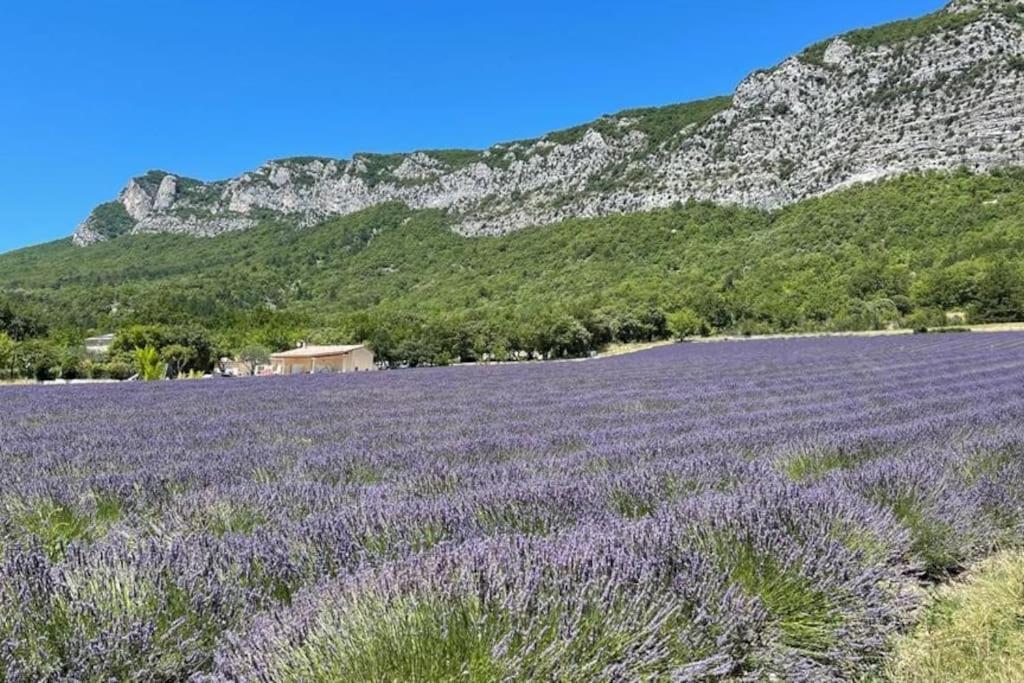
{"left": 349, "top": 347, "right": 375, "bottom": 371}
{"left": 271, "top": 349, "right": 376, "bottom": 375}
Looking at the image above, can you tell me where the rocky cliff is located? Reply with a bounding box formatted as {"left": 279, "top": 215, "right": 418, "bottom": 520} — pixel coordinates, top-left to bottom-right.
{"left": 73, "top": 0, "right": 1024, "bottom": 246}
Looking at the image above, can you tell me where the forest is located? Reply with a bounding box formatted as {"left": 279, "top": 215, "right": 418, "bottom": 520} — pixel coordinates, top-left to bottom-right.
{"left": 2, "top": 169, "right": 1024, "bottom": 378}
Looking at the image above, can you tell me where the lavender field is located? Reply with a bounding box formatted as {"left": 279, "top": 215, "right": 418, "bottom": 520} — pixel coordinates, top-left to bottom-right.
{"left": 3, "top": 333, "right": 1024, "bottom": 681}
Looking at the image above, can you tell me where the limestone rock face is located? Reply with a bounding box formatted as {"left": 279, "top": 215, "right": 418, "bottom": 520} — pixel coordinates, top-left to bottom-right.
{"left": 119, "top": 180, "right": 154, "bottom": 222}
{"left": 72, "top": 1, "right": 1024, "bottom": 245}
{"left": 823, "top": 39, "right": 855, "bottom": 68}
{"left": 152, "top": 175, "right": 178, "bottom": 210}
{"left": 70, "top": 221, "right": 105, "bottom": 247}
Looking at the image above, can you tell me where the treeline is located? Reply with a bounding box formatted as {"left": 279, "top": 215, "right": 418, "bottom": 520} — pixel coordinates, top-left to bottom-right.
{"left": 3, "top": 170, "right": 1024, "bottom": 379}
{"left": 0, "top": 309, "right": 223, "bottom": 381}
{"left": 0, "top": 299, "right": 704, "bottom": 379}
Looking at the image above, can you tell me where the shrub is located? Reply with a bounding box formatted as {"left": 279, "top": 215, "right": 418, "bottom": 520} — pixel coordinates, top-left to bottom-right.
{"left": 667, "top": 308, "right": 709, "bottom": 340}
{"left": 904, "top": 307, "right": 946, "bottom": 333}
{"left": 134, "top": 346, "right": 166, "bottom": 381}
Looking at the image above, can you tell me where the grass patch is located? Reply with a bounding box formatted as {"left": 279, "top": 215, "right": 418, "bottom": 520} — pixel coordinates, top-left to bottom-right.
{"left": 610, "top": 488, "right": 659, "bottom": 519}
{"left": 267, "top": 595, "right": 505, "bottom": 682}
{"left": 358, "top": 521, "right": 450, "bottom": 559}
{"left": 735, "top": 547, "right": 839, "bottom": 657}
{"left": 826, "top": 522, "right": 892, "bottom": 564}
{"left": 782, "top": 448, "right": 877, "bottom": 482}
{"left": 887, "top": 551, "right": 1024, "bottom": 682}
{"left": 474, "top": 503, "right": 561, "bottom": 536}
{"left": 256, "top": 582, "right": 695, "bottom": 682}
{"left": 0, "top": 551, "right": 249, "bottom": 680}
{"left": 872, "top": 491, "right": 960, "bottom": 579}
{"left": 4, "top": 495, "right": 123, "bottom": 561}
{"left": 960, "top": 447, "right": 1019, "bottom": 484}
{"left": 207, "top": 503, "right": 268, "bottom": 537}
{"left": 344, "top": 462, "right": 384, "bottom": 486}
{"left": 715, "top": 536, "right": 842, "bottom": 659}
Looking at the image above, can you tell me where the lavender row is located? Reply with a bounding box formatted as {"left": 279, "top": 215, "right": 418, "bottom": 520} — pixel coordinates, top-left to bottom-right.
{"left": 2, "top": 333, "right": 1024, "bottom": 680}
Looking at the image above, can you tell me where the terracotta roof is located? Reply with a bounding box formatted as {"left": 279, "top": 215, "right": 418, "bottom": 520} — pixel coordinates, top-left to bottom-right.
{"left": 270, "top": 344, "right": 366, "bottom": 359}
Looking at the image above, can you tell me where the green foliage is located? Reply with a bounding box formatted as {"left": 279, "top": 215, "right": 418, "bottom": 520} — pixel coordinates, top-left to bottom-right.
{"left": 114, "top": 325, "right": 218, "bottom": 374}
{"left": 423, "top": 148, "right": 484, "bottom": 169}
{"left": 0, "top": 541, "right": 251, "bottom": 680}
{"left": 86, "top": 201, "right": 136, "bottom": 240}
{"left": 134, "top": 345, "right": 166, "bottom": 381}
{"left": 844, "top": 9, "right": 982, "bottom": 49}
{"left": 3, "top": 171, "right": 1024, "bottom": 366}
{"left": 0, "top": 293, "right": 47, "bottom": 340}
{"left": 352, "top": 153, "right": 406, "bottom": 187}
{"left": 0, "top": 331, "right": 14, "bottom": 378}
{"left": 4, "top": 496, "right": 122, "bottom": 561}
{"left": 719, "top": 536, "right": 841, "bottom": 657}
{"left": 258, "top": 580, "right": 697, "bottom": 683}
{"left": 782, "top": 448, "right": 879, "bottom": 483}
{"left": 18, "top": 339, "right": 62, "bottom": 381}
{"left": 135, "top": 170, "right": 174, "bottom": 194}
{"left": 667, "top": 308, "right": 709, "bottom": 340}
{"left": 869, "top": 489, "right": 962, "bottom": 579}
{"left": 801, "top": 9, "right": 983, "bottom": 65}
{"left": 546, "top": 96, "right": 732, "bottom": 151}
{"left": 263, "top": 595, "right": 505, "bottom": 682}
{"left": 970, "top": 259, "right": 1024, "bottom": 322}
{"left": 237, "top": 344, "right": 272, "bottom": 375}
{"left": 904, "top": 307, "right": 947, "bottom": 333}
{"left": 161, "top": 343, "right": 196, "bottom": 378}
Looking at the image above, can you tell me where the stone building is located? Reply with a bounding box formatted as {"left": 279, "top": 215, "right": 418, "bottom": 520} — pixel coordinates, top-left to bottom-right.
{"left": 270, "top": 344, "right": 375, "bottom": 375}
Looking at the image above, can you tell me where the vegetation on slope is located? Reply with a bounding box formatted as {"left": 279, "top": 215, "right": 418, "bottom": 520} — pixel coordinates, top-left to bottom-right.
{"left": 2, "top": 169, "right": 1024, "bottom": 376}
{"left": 341, "top": 95, "right": 734, "bottom": 176}
{"left": 81, "top": 201, "right": 135, "bottom": 241}
{"left": 544, "top": 96, "right": 733, "bottom": 150}
{"left": 801, "top": 7, "right": 984, "bottom": 65}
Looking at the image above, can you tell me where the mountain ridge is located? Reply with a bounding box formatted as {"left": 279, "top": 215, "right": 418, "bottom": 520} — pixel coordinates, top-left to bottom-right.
{"left": 72, "top": 0, "right": 1024, "bottom": 246}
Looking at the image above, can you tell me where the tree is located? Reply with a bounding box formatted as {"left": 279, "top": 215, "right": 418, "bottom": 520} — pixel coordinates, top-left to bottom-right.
{"left": 134, "top": 346, "right": 166, "bottom": 381}
{"left": 114, "top": 324, "right": 218, "bottom": 374}
{"left": 0, "top": 295, "right": 47, "bottom": 341}
{"left": 161, "top": 344, "right": 196, "bottom": 378}
{"left": 18, "top": 340, "right": 61, "bottom": 381}
{"left": 667, "top": 308, "right": 709, "bottom": 341}
{"left": 545, "top": 316, "right": 593, "bottom": 358}
{"left": 972, "top": 261, "right": 1024, "bottom": 323}
{"left": 237, "top": 345, "right": 271, "bottom": 376}
{"left": 55, "top": 346, "right": 85, "bottom": 380}
{"left": 0, "top": 332, "right": 15, "bottom": 379}
{"left": 904, "top": 308, "right": 945, "bottom": 333}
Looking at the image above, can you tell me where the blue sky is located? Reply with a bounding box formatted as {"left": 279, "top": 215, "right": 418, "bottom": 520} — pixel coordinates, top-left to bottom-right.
{"left": 0, "top": 0, "right": 943, "bottom": 254}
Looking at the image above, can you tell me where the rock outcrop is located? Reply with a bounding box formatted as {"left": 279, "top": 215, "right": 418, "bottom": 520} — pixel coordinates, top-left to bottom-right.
{"left": 72, "top": 0, "right": 1024, "bottom": 246}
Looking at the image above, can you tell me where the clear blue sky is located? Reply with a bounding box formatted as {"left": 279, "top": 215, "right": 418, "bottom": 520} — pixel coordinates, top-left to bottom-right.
{"left": 0, "top": 0, "right": 943, "bottom": 254}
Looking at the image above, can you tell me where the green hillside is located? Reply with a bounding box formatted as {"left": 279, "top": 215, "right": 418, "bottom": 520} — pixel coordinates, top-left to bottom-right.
{"left": 3, "top": 169, "right": 1024, "bottom": 372}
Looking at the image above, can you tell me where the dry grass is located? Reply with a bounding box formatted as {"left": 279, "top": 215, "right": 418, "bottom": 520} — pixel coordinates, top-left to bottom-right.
{"left": 597, "top": 340, "right": 675, "bottom": 357}
{"left": 966, "top": 322, "right": 1024, "bottom": 333}
{"left": 887, "top": 551, "right": 1024, "bottom": 683}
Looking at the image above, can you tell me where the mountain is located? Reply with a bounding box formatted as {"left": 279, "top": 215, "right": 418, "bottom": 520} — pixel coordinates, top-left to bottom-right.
{"left": 5, "top": 169, "right": 1024, "bottom": 355}
{"left": 71, "top": 0, "right": 1024, "bottom": 247}
{"left": 3, "top": 1, "right": 1024, "bottom": 370}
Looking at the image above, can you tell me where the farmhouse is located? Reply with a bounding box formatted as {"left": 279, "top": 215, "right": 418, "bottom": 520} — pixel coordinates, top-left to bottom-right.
{"left": 270, "top": 344, "right": 375, "bottom": 375}
{"left": 84, "top": 333, "right": 116, "bottom": 358}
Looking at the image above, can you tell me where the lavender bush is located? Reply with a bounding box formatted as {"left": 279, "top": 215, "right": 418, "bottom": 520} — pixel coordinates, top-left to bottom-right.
{"left": 2, "top": 333, "right": 1024, "bottom": 680}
